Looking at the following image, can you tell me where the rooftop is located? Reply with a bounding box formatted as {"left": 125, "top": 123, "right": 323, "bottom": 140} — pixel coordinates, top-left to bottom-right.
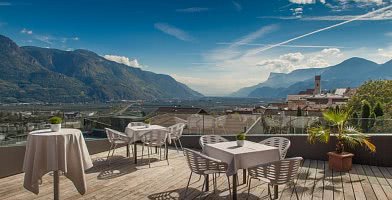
{"left": 1, "top": 145, "right": 392, "bottom": 200}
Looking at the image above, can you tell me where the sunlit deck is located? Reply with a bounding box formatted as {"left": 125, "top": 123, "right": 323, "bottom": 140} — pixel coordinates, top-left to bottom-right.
{"left": 1, "top": 146, "right": 392, "bottom": 200}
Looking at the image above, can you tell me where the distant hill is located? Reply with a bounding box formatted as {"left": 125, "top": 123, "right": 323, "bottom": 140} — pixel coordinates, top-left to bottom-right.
{"left": 233, "top": 57, "right": 392, "bottom": 98}
{"left": 0, "top": 35, "right": 203, "bottom": 103}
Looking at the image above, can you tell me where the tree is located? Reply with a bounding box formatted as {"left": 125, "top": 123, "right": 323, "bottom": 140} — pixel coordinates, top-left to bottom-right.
{"left": 296, "top": 106, "right": 302, "bottom": 116}
{"left": 369, "top": 112, "right": 376, "bottom": 130}
{"left": 351, "top": 112, "right": 359, "bottom": 127}
{"left": 361, "top": 100, "right": 371, "bottom": 132}
{"left": 374, "top": 101, "right": 384, "bottom": 117}
{"left": 335, "top": 105, "right": 340, "bottom": 112}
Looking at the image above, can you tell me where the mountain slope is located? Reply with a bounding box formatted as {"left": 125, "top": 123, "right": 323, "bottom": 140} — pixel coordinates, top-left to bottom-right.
{"left": 0, "top": 35, "right": 202, "bottom": 103}
{"left": 247, "top": 57, "right": 392, "bottom": 98}
{"left": 231, "top": 68, "right": 326, "bottom": 97}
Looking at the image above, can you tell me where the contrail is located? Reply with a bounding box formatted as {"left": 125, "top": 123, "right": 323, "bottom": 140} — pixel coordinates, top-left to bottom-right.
{"left": 245, "top": 4, "right": 392, "bottom": 56}
{"left": 217, "top": 42, "right": 348, "bottom": 48}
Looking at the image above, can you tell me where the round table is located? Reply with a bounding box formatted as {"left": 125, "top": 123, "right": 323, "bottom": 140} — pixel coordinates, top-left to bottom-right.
{"left": 23, "top": 128, "right": 93, "bottom": 200}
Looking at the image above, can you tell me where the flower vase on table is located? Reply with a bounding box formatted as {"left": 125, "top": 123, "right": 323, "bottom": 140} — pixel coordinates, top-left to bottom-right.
{"left": 49, "top": 116, "right": 63, "bottom": 132}
{"left": 236, "top": 133, "right": 246, "bottom": 147}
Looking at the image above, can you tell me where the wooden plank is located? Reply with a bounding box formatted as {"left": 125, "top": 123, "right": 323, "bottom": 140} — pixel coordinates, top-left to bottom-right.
{"left": 294, "top": 159, "right": 311, "bottom": 200}
{"left": 341, "top": 170, "right": 355, "bottom": 200}
{"left": 332, "top": 169, "right": 344, "bottom": 200}
{"left": 379, "top": 166, "right": 392, "bottom": 187}
{"left": 349, "top": 164, "right": 366, "bottom": 200}
{"left": 323, "top": 161, "right": 334, "bottom": 200}
{"left": 370, "top": 166, "right": 392, "bottom": 200}
{"left": 311, "top": 160, "right": 324, "bottom": 200}
{"left": 362, "top": 165, "right": 388, "bottom": 200}
{"left": 353, "top": 164, "right": 378, "bottom": 200}
{"left": 301, "top": 160, "right": 317, "bottom": 200}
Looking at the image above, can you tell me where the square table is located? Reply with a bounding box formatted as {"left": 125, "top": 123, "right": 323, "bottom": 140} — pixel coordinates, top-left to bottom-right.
{"left": 204, "top": 141, "right": 280, "bottom": 200}
{"left": 125, "top": 125, "right": 169, "bottom": 164}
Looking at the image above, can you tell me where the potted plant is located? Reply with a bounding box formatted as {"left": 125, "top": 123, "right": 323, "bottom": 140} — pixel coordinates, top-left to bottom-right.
{"left": 144, "top": 118, "right": 151, "bottom": 128}
{"left": 236, "top": 132, "right": 246, "bottom": 147}
{"left": 49, "top": 116, "right": 62, "bottom": 132}
{"left": 307, "top": 109, "right": 376, "bottom": 171}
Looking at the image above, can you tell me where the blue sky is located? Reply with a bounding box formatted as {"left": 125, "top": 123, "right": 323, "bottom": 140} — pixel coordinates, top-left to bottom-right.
{"left": 0, "top": 0, "right": 391, "bottom": 95}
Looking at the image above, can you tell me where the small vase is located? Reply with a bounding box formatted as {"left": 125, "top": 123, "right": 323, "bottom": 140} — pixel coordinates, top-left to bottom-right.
{"left": 51, "top": 124, "right": 61, "bottom": 132}
{"left": 237, "top": 140, "right": 244, "bottom": 147}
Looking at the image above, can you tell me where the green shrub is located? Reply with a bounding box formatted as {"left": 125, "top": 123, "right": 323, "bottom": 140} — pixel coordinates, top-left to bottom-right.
{"left": 236, "top": 133, "right": 246, "bottom": 140}
{"left": 49, "top": 116, "right": 62, "bottom": 124}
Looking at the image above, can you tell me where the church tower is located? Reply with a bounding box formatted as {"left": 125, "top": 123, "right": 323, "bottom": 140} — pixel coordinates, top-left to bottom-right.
{"left": 314, "top": 75, "right": 321, "bottom": 95}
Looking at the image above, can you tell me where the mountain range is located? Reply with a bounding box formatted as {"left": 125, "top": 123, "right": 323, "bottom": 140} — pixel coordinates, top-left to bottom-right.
{"left": 232, "top": 57, "right": 392, "bottom": 98}
{"left": 0, "top": 35, "right": 202, "bottom": 103}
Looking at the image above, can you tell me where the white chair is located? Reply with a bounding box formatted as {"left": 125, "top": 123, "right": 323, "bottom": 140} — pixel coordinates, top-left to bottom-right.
{"left": 199, "top": 135, "right": 229, "bottom": 150}
{"left": 129, "top": 122, "right": 146, "bottom": 127}
{"left": 141, "top": 129, "right": 169, "bottom": 168}
{"left": 167, "top": 123, "right": 186, "bottom": 154}
{"left": 105, "top": 128, "right": 132, "bottom": 165}
{"left": 247, "top": 157, "right": 303, "bottom": 200}
{"left": 183, "top": 148, "right": 231, "bottom": 198}
{"left": 259, "top": 137, "right": 291, "bottom": 159}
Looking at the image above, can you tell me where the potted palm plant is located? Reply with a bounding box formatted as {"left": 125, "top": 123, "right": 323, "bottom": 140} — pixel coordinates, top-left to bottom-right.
{"left": 307, "top": 109, "right": 376, "bottom": 171}
{"left": 49, "top": 116, "right": 62, "bottom": 132}
{"left": 236, "top": 132, "right": 246, "bottom": 147}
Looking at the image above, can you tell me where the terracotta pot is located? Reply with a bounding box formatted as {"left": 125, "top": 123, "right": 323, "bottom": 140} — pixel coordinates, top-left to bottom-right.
{"left": 327, "top": 151, "right": 354, "bottom": 172}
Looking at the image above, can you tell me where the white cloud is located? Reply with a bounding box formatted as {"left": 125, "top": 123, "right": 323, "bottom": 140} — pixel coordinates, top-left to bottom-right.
{"left": 289, "top": 0, "right": 326, "bottom": 4}
{"left": 20, "top": 28, "right": 33, "bottom": 35}
{"left": 232, "top": 1, "right": 242, "bottom": 11}
{"left": 301, "top": 9, "right": 392, "bottom": 20}
{"left": 321, "top": 48, "right": 343, "bottom": 56}
{"left": 154, "top": 23, "right": 194, "bottom": 42}
{"left": 176, "top": 7, "right": 209, "bottom": 13}
{"left": 103, "top": 55, "right": 142, "bottom": 68}
{"left": 378, "top": 48, "right": 392, "bottom": 58}
{"left": 230, "top": 25, "right": 279, "bottom": 48}
{"left": 386, "top": 32, "right": 392, "bottom": 37}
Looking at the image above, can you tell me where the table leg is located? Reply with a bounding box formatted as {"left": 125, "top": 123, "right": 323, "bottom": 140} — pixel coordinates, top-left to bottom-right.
{"left": 134, "top": 143, "right": 138, "bottom": 164}
{"left": 274, "top": 185, "right": 278, "bottom": 199}
{"left": 155, "top": 146, "right": 158, "bottom": 154}
{"left": 243, "top": 169, "right": 247, "bottom": 184}
{"left": 126, "top": 145, "right": 130, "bottom": 157}
{"left": 165, "top": 141, "right": 169, "bottom": 160}
{"left": 233, "top": 173, "right": 237, "bottom": 200}
{"left": 54, "top": 170, "right": 59, "bottom": 200}
{"left": 205, "top": 174, "right": 209, "bottom": 191}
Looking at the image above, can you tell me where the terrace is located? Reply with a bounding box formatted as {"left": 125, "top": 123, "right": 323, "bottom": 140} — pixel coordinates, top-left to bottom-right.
{"left": 2, "top": 145, "right": 392, "bottom": 200}
{"left": 1, "top": 113, "right": 392, "bottom": 199}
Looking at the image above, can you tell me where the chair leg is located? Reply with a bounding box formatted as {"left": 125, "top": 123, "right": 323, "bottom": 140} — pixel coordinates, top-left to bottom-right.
{"left": 184, "top": 172, "right": 193, "bottom": 198}
{"left": 268, "top": 184, "right": 272, "bottom": 200}
{"left": 173, "top": 139, "right": 179, "bottom": 153}
{"left": 247, "top": 178, "right": 252, "bottom": 200}
{"left": 159, "top": 146, "right": 162, "bottom": 160}
{"left": 165, "top": 143, "right": 169, "bottom": 166}
{"left": 293, "top": 185, "right": 300, "bottom": 200}
{"left": 106, "top": 143, "right": 113, "bottom": 161}
{"left": 147, "top": 145, "right": 151, "bottom": 168}
{"left": 141, "top": 144, "right": 144, "bottom": 164}
{"left": 178, "top": 138, "right": 184, "bottom": 155}
{"left": 213, "top": 174, "right": 216, "bottom": 193}
{"left": 199, "top": 175, "right": 206, "bottom": 199}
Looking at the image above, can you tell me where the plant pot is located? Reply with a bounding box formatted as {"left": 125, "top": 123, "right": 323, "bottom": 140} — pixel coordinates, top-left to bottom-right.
{"left": 237, "top": 140, "right": 244, "bottom": 147}
{"left": 327, "top": 151, "right": 354, "bottom": 172}
{"left": 50, "top": 124, "right": 61, "bottom": 132}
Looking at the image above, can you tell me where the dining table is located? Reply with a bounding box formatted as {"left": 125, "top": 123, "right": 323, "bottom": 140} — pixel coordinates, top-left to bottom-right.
{"left": 124, "top": 124, "right": 169, "bottom": 164}
{"left": 23, "top": 128, "right": 93, "bottom": 200}
{"left": 203, "top": 140, "right": 280, "bottom": 200}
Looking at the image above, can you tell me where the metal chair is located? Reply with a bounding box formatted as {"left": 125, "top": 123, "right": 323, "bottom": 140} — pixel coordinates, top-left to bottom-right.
{"left": 183, "top": 148, "right": 231, "bottom": 198}
{"left": 105, "top": 128, "right": 132, "bottom": 165}
{"left": 141, "top": 129, "right": 169, "bottom": 168}
{"left": 247, "top": 157, "right": 303, "bottom": 200}
{"left": 167, "top": 123, "right": 186, "bottom": 154}
{"left": 199, "top": 135, "right": 229, "bottom": 150}
{"left": 259, "top": 137, "right": 291, "bottom": 159}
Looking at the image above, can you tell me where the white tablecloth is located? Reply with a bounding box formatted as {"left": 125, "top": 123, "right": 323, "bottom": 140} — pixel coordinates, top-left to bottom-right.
{"left": 204, "top": 141, "right": 280, "bottom": 176}
{"left": 23, "top": 128, "right": 93, "bottom": 195}
{"left": 125, "top": 125, "right": 170, "bottom": 143}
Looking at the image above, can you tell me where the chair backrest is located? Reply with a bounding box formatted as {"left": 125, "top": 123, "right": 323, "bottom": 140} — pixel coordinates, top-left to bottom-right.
{"left": 248, "top": 157, "right": 303, "bottom": 185}
{"left": 129, "top": 122, "right": 146, "bottom": 127}
{"left": 105, "top": 128, "right": 116, "bottom": 143}
{"left": 199, "top": 135, "right": 229, "bottom": 149}
{"left": 259, "top": 137, "right": 291, "bottom": 159}
{"left": 183, "top": 148, "right": 226, "bottom": 175}
{"left": 142, "top": 129, "right": 167, "bottom": 146}
{"left": 168, "top": 123, "right": 186, "bottom": 138}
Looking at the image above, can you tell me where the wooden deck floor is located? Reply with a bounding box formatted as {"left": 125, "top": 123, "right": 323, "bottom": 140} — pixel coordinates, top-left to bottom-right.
{"left": 1, "top": 146, "right": 392, "bottom": 200}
